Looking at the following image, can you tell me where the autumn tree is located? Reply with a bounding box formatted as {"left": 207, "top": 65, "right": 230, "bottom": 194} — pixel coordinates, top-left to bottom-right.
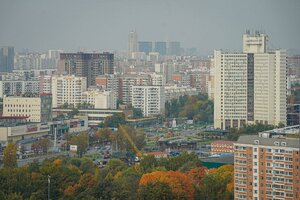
{"left": 70, "top": 132, "right": 88, "bottom": 157}
{"left": 94, "top": 128, "right": 113, "bottom": 145}
{"left": 198, "top": 165, "right": 234, "bottom": 200}
{"left": 3, "top": 143, "right": 17, "bottom": 168}
{"left": 139, "top": 170, "right": 194, "bottom": 200}
{"left": 138, "top": 182, "right": 174, "bottom": 200}
{"left": 186, "top": 166, "right": 208, "bottom": 187}
{"left": 31, "top": 138, "right": 51, "bottom": 154}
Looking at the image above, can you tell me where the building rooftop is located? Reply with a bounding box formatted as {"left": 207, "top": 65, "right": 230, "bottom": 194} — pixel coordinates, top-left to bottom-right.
{"left": 211, "top": 140, "right": 234, "bottom": 145}
{"left": 235, "top": 135, "right": 299, "bottom": 149}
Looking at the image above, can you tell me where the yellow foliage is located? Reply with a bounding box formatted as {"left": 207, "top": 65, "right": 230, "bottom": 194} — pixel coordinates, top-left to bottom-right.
{"left": 53, "top": 159, "right": 62, "bottom": 166}
{"left": 139, "top": 170, "right": 194, "bottom": 200}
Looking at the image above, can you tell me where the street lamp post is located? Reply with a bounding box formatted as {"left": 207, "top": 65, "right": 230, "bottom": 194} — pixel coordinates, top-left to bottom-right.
{"left": 48, "top": 175, "right": 51, "bottom": 200}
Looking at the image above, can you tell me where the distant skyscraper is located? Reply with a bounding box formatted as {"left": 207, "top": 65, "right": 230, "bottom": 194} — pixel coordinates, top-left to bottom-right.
{"left": 128, "top": 31, "right": 138, "bottom": 58}
{"left": 154, "top": 41, "right": 167, "bottom": 56}
{"left": 214, "top": 31, "right": 287, "bottom": 130}
{"left": 0, "top": 47, "right": 14, "bottom": 73}
{"left": 59, "top": 52, "right": 114, "bottom": 87}
{"left": 168, "top": 41, "right": 181, "bottom": 56}
{"left": 138, "top": 41, "right": 152, "bottom": 55}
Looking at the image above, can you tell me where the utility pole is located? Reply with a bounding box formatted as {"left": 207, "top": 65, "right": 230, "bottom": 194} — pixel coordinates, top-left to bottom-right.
{"left": 48, "top": 175, "right": 51, "bottom": 200}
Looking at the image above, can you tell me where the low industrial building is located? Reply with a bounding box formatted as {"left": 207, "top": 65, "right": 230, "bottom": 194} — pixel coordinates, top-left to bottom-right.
{"left": 0, "top": 116, "right": 50, "bottom": 145}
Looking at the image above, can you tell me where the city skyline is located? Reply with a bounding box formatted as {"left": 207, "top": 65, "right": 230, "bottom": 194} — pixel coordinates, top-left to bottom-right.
{"left": 0, "top": 0, "right": 300, "bottom": 55}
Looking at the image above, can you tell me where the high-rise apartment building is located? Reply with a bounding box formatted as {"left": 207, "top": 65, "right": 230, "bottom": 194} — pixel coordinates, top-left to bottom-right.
{"left": 131, "top": 85, "right": 165, "bottom": 117}
{"left": 51, "top": 75, "right": 87, "bottom": 108}
{"left": 214, "top": 31, "right": 287, "bottom": 129}
{"left": 138, "top": 41, "right": 152, "bottom": 55}
{"left": 0, "top": 47, "right": 14, "bottom": 73}
{"left": 234, "top": 133, "right": 300, "bottom": 200}
{"left": 3, "top": 94, "right": 52, "bottom": 123}
{"left": 59, "top": 52, "right": 114, "bottom": 87}
{"left": 119, "top": 74, "right": 151, "bottom": 105}
{"left": 128, "top": 31, "right": 138, "bottom": 58}
{"left": 154, "top": 42, "right": 167, "bottom": 56}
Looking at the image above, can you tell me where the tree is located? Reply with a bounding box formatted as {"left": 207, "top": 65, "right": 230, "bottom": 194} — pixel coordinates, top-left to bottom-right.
{"left": 138, "top": 182, "right": 174, "bottom": 200}
{"left": 3, "top": 144, "right": 17, "bottom": 168}
{"left": 70, "top": 132, "right": 88, "bottom": 157}
{"left": 139, "top": 170, "right": 194, "bottom": 200}
{"left": 198, "top": 165, "right": 234, "bottom": 200}
{"left": 186, "top": 166, "right": 208, "bottom": 187}
{"left": 31, "top": 138, "right": 51, "bottom": 154}
{"left": 68, "top": 108, "right": 79, "bottom": 118}
{"left": 133, "top": 107, "right": 143, "bottom": 118}
{"left": 62, "top": 102, "right": 69, "bottom": 109}
{"left": 157, "top": 152, "right": 201, "bottom": 171}
{"left": 6, "top": 193, "right": 23, "bottom": 200}
{"left": 104, "top": 113, "right": 126, "bottom": 128}
{"left": 165, "top": 94, "right": 214, "bottom": 123}
{"left": 139, "top": 155, "right": 158, "bottom": 173}
{"left": 94, "top": 128, "right": 113, "bottom": 145}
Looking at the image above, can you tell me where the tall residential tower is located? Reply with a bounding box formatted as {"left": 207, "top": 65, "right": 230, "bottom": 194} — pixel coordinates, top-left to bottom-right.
{"left": 59, "top": 52, "right": 114, "bottom": 87}
{"left": 214, "top": 31, "right": 287, "bottom": 130}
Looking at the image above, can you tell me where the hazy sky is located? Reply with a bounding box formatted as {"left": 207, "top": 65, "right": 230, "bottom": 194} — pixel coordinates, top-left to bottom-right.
{"left": 0, "top": 0, "right": 299, "bottom": 55}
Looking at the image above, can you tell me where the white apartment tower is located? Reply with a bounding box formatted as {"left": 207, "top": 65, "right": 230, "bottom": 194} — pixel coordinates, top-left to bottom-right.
{"left": 131, "top": 85, "right": 165, "bottom": 117}
{"left": 51, "top": 75, "right": 87, "bottom": 108}
{"left": 214, "top": 31, "right": 286, "bottom": 129}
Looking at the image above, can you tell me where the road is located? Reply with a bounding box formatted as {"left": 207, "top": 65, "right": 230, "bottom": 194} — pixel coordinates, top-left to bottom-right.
{"left": 17, "top": 151, "right": 69, "bottom": 167}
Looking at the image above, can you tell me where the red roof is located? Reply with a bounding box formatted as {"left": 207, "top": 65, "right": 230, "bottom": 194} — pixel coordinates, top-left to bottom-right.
{"left": 0, "top": 116, "right": 29, "bottom": 119}
{"left": 40, "top": 93, "right": 52, "bottom": 96}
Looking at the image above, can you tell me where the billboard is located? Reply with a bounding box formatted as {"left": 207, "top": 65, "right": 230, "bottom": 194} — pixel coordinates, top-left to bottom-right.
{"left": 70, "top": 145, "right": 77, "bottom": 152}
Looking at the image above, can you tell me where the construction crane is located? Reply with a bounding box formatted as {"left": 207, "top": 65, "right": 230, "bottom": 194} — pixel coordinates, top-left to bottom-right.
{"left": 118, "top": 125, "right": 142, "bottom": 160}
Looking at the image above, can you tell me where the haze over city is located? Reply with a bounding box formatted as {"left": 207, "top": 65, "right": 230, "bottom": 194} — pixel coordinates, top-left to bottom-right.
{"left": 1, "top": 0, "right": 300, "bottom": 55}
{"left": 1, "top": 0, "right": 300, "bottom": 199}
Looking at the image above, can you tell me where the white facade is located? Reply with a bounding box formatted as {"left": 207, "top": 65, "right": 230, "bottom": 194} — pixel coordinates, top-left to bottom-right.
{"left": 165, "top": 85, "right": 198, "bottom": 102}
{"left": 3, "top": 96, "right": 41, "bottom": 122}
{"left": 83, "top": 90, "right": 116, "bottom": 109}
{"left": 214, "top": 51, "right": 249, "bottom": 129}
{"left": 39, "top": 75, "right": 52, "bottom": 94}
{"left": 243, "top": 31, "right": 267, "bottom": 53}
{"left": 119, "top": 74, "right": 151, "bottom": 105}
{"left": 132, "top": 85, "right": 165, "bottom": 117}
{"left": 51, "top": 75, "right": 87, "bottom": 108}
{"left": 253, "top": 50, "right": 287, "bottom": 125}
{"left": 0, "top": 123, "right": 50, "bottom": 144}
{"left": 150, "top": 73, "right": 165, "bottom": 86}
{"left": 214, "top": 32, "right": 287, "bottom": 130}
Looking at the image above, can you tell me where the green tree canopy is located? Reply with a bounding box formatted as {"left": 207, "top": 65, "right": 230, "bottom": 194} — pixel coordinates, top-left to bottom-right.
{"left": 3, "top": 144, "right": 17, "bottom": 168}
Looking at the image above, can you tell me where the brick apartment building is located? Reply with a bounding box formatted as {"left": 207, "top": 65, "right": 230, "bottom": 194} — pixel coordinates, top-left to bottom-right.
{"left": 234, "top": 134, "right": 300, "bottom": 200}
